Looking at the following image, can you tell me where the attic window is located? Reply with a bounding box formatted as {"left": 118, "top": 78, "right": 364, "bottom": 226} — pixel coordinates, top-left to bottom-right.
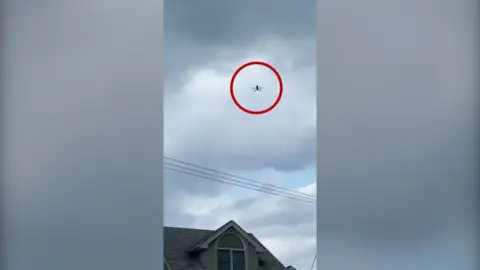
{"left": 217, "top": 233, "right": 246, "bottom": 270}
{"left": 218, "top": 233, "right": 244, "bottom": 249}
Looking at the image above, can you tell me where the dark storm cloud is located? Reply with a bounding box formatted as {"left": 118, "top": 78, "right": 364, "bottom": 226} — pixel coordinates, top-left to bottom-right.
{"left": 317, "top": 0, "right": 478, "bottom": 248}
{"left": 163, "top": 0, "right": 315, "bottom": 84}
{"left": 165, "top": 0, "right": 315, "bottom": 46}
{"left": 4, "top": 1, "right": 163, "bottom": 269}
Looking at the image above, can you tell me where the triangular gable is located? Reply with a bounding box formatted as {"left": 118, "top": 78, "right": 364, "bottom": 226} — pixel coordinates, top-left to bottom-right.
{"left": 191, "top": 220, "right": 266, "bottom": 253}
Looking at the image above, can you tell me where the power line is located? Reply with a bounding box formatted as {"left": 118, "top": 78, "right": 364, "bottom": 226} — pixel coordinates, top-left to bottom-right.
{"left": 164, "top": 161, "right": 315, "bottom": 202}
{"left": 164, "top": 164, "right": 315, "bottom": 204}
{"left": 164, "top": 156, "right": 315, "bottom": 203}
{"left": 164, "top": 156, "right": 316, "bottom": 199}
{"left": 164, "top": 166, "right": 315, "bottom": 204}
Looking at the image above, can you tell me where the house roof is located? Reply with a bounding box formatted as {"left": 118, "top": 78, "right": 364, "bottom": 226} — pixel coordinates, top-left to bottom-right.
{"left": 164, "top": 221, "right": 287, "bottom": 270}
{"left": 192, "top": 220, "right": 265, "bottom": 252}
{"left": 164, "top": 226, "right": 211, "bottom": 270}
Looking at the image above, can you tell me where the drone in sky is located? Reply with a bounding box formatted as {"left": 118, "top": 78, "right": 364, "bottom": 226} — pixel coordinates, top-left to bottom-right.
{"left": 251, "top": 85, "right": 263, "bottom": 92}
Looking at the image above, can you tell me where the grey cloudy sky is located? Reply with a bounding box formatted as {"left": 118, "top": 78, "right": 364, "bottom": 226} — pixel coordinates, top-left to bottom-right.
{"left": 317, "top": 0, "right": 478, "bottom": 269}
{"left": 164, "top": 0, "right": 479, "bottom": 269}
{"left": 164, "top": 1, "right": 317, "bottom": 270}
{"left": 3, "top": 0, "right": 478, "bottom": 270}
{"left": 4, "top": 0, "right": 163, "bottom": 269}
{"left": 4, "top": 0, "right": 318, "bottom": 269}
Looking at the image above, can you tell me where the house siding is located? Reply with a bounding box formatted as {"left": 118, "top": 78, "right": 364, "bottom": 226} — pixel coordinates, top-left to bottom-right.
{"left": 247, "top": 241, "right": 259, "bottom": 270}
{"left": 199, "top": 243, "right": 216, "bottom": 270}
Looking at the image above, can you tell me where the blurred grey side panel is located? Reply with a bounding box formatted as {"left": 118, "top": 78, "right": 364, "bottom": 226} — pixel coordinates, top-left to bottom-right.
{"left": 2, "top": 0, "right": 164, "bottom": 269}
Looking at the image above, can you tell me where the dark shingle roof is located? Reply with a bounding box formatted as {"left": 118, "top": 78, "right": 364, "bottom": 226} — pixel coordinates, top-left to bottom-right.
{"left": 164, "top": 226, "right": 286, "bottom": 270}
{"left": 164, "top": 227, "right": 213, "bottom": 270}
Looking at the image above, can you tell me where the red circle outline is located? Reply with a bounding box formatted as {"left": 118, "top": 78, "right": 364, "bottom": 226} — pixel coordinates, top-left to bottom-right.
{"left": 230, "top": 61, "right": 283, "bottom": 115}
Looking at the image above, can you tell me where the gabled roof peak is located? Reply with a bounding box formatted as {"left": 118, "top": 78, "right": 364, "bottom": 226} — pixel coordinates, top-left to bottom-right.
{"left": 191, "top": 220, "right": 266, "bottom": 253}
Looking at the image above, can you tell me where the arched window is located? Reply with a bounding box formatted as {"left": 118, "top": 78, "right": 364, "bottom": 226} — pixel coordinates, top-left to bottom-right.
{"left": 217, "top": 233, "right": 246, "bottom": 270}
